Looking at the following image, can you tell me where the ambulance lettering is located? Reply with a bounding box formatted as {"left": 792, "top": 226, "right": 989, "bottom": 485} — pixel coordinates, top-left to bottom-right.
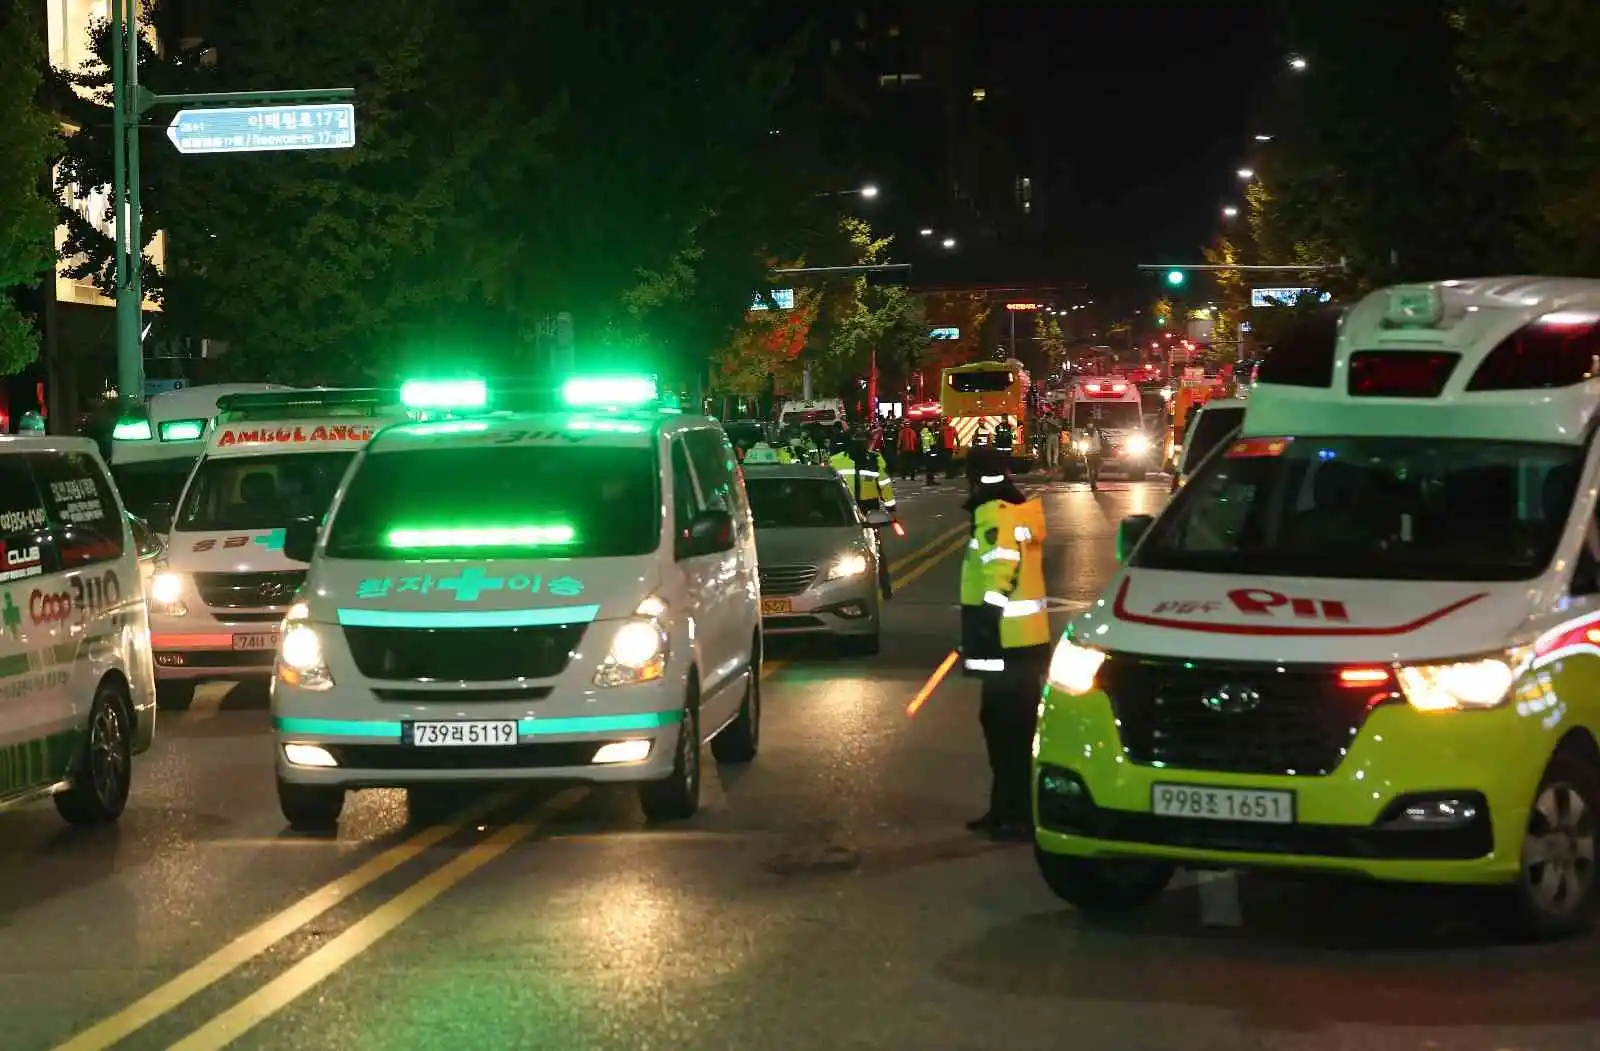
{"left": 217, "top": 425, "right": 376, "bottom": 447}
{"left": 1150, "top": 600, "right": 1222, "bottom": 616}
{"left": 29, "top": 589, "right": 71, "bottom": 624}
{"left": 1228, "top": 588, "right": 1349, "bottom": 621}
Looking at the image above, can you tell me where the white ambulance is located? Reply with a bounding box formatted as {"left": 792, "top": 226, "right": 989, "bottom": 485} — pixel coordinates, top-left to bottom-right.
{"left": 1036, "top": 278, "right": 1600, "bottom": 939}
{"left": 1065, "top": 376, "right": 1155, "bottom": 479}
{"left": 270, "top": 376, "right": 762, "bottom": 830}
{"left": 0, "top": 436, "right": 155, "bottom": 824}
{"left": 149, "top": 390, "right": 407, "bottom": 709}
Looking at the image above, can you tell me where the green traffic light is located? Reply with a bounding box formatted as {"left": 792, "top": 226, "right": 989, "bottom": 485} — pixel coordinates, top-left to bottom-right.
{"left": 1166, "top": 270, "right": 1186, "bottom": 287}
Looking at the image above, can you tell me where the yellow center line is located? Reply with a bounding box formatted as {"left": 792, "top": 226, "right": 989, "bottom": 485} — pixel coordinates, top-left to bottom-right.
{"left": 48, "top": 789, "right": 521, "bottom": 1051}
{"left": 165, "top": 801, "right": 574, "bottom": 1051}
{"left": 887, "top": 521, "right": 968, "bottom": 574}
{"left": 890, "top": 531, "right": 971, "bottom": 591}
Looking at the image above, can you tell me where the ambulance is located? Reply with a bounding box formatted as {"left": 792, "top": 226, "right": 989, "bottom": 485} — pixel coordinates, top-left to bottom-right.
{"left": 148, "top": 389, "right": 407, "bottom": 709}
{"left": 1035, "top": 278, "right": 1600, "bottom": 939}
{"left": 269, "top": 376, "right": 762, "bottom": 831}
{"left": 1064, "top": 376, "right": 1154, "bottom": 479}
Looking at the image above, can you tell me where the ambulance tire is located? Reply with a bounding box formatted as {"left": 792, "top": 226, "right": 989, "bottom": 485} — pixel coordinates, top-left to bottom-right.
{"left": 55, "top": 681, "right": 134, "bottom": 825}
{"left": 1034, "top": 849, "right": 1173, "bottom": 914}
{"left": 640, "top": 691, "right": 700, "bottom": 821}
{"left": 711, "top": 638, "right": 761, "bottom": 764}
{"left": 1500, "top": 746, "right": 1600, "bottom": 941}
{"left": 278, "top": 779, "right": 345, "bottom": 832}
{"left": 156, "top": 681, "right": 196, "bottom": 711}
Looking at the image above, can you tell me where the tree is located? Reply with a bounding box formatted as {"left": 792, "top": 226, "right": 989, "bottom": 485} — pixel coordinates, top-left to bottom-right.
{"left": 0, "top": 0, "right": 59, "bottom": 374}
{"left": 710, "top": 280, "right": 819, "bottom": 396}
{"left": 810, "top": 216, "right": 918, "bottom": 395}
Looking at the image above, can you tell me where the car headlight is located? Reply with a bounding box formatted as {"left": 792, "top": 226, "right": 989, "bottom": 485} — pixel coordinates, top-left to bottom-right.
{"left": 277, "top": 622, "right": 335, "bottom": 691}
{"left": 1125, "top": 434, "right": 1151, "bottom": 455}
{"left": 1074, "top": 439, "right": 1089, "bottom": 452}
{"left": 1047, "top": 639, "right": 1106, "bottom": 696}
{"left": 1396, "top": 650, "right": 1524, "bottom": 712}
{"left": 595, "top": 596, "right": 670, "bottom": 687}
{"left": 827, "top": 552, "right": 869, "bottom": 581}
{"left": 150, "top": 570, "right": 187, "bottom": 615}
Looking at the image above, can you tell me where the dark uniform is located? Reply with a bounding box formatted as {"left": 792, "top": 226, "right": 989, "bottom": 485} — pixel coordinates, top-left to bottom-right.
{"left": 959, "top": 447, "right": 1050, "bottom": 840}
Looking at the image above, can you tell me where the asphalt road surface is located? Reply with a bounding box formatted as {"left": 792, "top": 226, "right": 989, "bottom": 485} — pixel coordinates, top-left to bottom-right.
{"left": 5, "top": 473, "right": 1598, "bottom": 1051}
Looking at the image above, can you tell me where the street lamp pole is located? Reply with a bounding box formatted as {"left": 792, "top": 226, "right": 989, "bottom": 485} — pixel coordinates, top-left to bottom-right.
{"left": 111, "top": 0, "right": 144, "bottom": 402}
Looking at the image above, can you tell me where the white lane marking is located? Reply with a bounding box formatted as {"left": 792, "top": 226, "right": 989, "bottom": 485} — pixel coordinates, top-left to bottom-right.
{"left": 1197, "top": 870, "right": 1242, "bottom": 927}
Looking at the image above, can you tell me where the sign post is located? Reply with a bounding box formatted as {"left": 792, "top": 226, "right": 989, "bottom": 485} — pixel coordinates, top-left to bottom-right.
{"left": 107, "top": 0, "right": 355, "bottom": 403}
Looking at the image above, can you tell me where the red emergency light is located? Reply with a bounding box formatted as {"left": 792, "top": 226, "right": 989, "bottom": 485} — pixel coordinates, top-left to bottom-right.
{"left": 1082, "top": 381, "right": 1129, "bottom": 397}
{"left": 905, "top": 401, "right": 942, "bottom": 419}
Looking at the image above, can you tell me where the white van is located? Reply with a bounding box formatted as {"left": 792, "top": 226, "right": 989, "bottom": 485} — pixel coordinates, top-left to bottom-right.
{"left": 148, "top": 389, "right": 407, "bottom": 709}
{"left": 1036, "top": 278, "right": 1600, "bottom": 939}
{"left": 1065, "top": 376, "right": 1155, "bottom": 479}
{"left": 109, "top": 383, "right": 293, "bottom": 520}
{"left": 0, "top": 436, "right": 155, "bottom": 823}
{"left": 271, "top": 377, "right": 762, "bottom": 830}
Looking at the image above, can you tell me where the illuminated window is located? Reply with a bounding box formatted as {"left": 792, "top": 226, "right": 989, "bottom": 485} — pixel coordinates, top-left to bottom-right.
{"left": 972, "top": 87, "right": 987, "bottom": 102}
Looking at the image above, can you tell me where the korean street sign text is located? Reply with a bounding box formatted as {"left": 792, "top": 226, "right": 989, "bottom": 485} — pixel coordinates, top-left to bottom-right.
{"left": 750, "top": 289, "right": 796, "bottom": 311}
{"left": 166, "top": 103, "right": 356, "bottom": 156}
{"left": 1250, "top": 287, "right": 1332, "bottom": 308}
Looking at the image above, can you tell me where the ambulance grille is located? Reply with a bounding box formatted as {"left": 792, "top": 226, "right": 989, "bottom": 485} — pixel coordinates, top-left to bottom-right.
{"left": 342, "top": 624, "right": 587, "bottom": 681}
{"left": 1100, "top": 654, "right": 1374, "bottom": 776}
{"left": 195, "top": 570, "right": 306, "bottom": 609}
{"left": 759, "top": 564, "right": 818, "bottom": 597}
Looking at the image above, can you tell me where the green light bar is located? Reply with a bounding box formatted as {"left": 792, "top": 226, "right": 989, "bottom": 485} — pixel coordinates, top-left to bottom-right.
{"left": 400, "top": 379, "right": 488, "bottom": 410}
{"left": 385, "top": 525, "right": 576, "bottom": 548}
{"left": 560, "top": 376, "right": 657, "bottom": 408}
{"left": 158, "top": 418, "right": 206, "bottom": 441}
{"left": 567, "top": 417, "right": 647, "bottom": 434}
{"left": 112, "top": 418, "right": 153, "bottom": 441}
{"left": 401, "top": 420, "right": 490, "bottom": 437}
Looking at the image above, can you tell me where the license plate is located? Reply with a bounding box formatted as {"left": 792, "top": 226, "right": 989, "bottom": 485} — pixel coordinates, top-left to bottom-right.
{"left": 233, "top": 632, "right": 280, "bottom": 651}
{"left": 1151, "top": 783, "right": 1294, "bottom": 824}
{"left": 761, "top": 598, "right": 793, "bottom": 615}
{"left": 409, "top": 721, "right": 519, "bottom": 747}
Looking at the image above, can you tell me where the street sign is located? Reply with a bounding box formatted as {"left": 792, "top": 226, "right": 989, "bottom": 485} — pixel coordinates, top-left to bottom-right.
{"left": 1250, "top": 287, "right": 1332, "bottom": 308}
{"left": 143, "top": 378, "right": 188, "bottom": 397}
{"left": 750, "top": 288, "right": 795, "bottom": 311}
{"left": 165, "top": 103, "right": 356, "bottom": 155}
{"left": 929, "top": 327, "right": 959, "bottom": 340}
{"left": 1005, "top": 302, "right": 1041, "bottom": 311}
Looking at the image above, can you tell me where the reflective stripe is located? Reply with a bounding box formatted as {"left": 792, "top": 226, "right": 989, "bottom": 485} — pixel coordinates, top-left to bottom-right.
{"left": 964, "top": 657, "right": 1006, "bottom": 671}
{"left": 983, "top": 590, "right": 1010, "bottom": 607}
{"left": 835, "top": 468, "right": 880, "bottom": 479}
{"left": 980, "top": 546, "right": 1021, "bottom": 563}
{"left": 1014, "top": 525, "right": 1033, "bottom": 543}
{"left": 967, "top": 538, "right": 980, "bottom": 549}
{"left": 1003, "top": 598, "right": 1045, "bottom": 617}
{"left": 883, "top": 500, "right": 897, "bottom": 508}
{"left": 979, "top": 474, "right": 1006, "bottom": 484}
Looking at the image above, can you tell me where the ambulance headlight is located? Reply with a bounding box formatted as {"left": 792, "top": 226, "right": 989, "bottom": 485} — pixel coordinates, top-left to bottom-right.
{"left": 1074, "top": 439, "right": 1089, "bottom": 453}
{"left": 1125, "top": 434, "right": 1151, "bottom": 456}
{"left": 277, "top": 623, "right": 334, "bottom": 691}
{"left": 595, "top": 597, "right": 670, "bottom": 687}
{"left": 1396, "top": 652, "right": 1523, "bottom": 712}
{"left": 150, "top": 571, "right": 187, "bottom": 615}
{"left": 1047, "top": 640, "right": 1106, "bottom": 696}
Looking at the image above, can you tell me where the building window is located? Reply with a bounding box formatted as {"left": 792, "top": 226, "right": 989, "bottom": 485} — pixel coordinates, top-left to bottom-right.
{"left": 972, "top": 87, "right": 987, "bottom": 102}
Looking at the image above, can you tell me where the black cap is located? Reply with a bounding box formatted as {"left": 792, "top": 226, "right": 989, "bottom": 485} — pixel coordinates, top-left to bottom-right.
{"left": 966, "top": 445, "right": 1011, "bottom": 482}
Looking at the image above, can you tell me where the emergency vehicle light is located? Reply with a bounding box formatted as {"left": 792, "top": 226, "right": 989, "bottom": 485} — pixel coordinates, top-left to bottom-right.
{"left": 386, "top": 525, "right": 576, "bottom": 548}
{"left": 112, "top": 418, "right": 153, "bottom": 441}
{"left": 561, "top": 376, "right": 658, "bottom": 408}
{"left": 1466, "top": 312, "right": 1600, "bottom": 391}
{"left": 159, "top": 419, "right": 207, "bottom": 441}
{"left": 216, "top": 389, "right": 401, "bottom": 420}
{"left": 1347, "top": 351, "right": 1458, "bottom": 398}
{"left": 399, "top": 379, "right": 488, "bottom": 410}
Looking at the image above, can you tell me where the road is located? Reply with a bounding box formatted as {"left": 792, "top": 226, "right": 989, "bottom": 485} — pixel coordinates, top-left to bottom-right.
{"left": 5, "top": 475, "right": 1599, "bottom": 1051}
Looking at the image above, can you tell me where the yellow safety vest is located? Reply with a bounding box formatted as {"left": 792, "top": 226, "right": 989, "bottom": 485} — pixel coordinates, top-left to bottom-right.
{"left": 829, "top": 451, "right": 897, "bottom": 507}
{"left": 960, "top": 496, "right": 1050, "bottom": 673}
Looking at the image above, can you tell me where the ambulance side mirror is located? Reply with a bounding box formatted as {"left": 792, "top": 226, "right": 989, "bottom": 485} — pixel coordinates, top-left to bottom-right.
{"left": 283, "top": 517, "right": 320, "bottom": 564}
{"left": 1116, "top": 514, "right": 1155, "bottom": 564}
{"left": 678, "top": 509, "right": 734, "bottom": 559}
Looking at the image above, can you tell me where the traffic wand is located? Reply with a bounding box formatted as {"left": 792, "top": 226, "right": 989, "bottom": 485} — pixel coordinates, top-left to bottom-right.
{"left": 905, "top": 649, "right": 960, "bottom": 717}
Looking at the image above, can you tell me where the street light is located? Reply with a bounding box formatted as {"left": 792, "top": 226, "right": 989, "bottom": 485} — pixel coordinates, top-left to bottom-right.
{"left": 1236, "top": 168, "right": 1255, "bottom": 180}
{"left": 919, "top": 227, "right": 933, "bottom": 237}
{"left": 1254, "top": 134, "right": 1273, "bottom": 142}
{"left": 941, "top": 236, "right": 957, "bottom": 249}
{"left": 1288, "top": 54, "right": 1308, "bottom": 72}
{"left": 859, "top": 183, "right": 880, "bottom": 199}
{"left": 1222, "top": 205, "right": 1239, "bottom": 218}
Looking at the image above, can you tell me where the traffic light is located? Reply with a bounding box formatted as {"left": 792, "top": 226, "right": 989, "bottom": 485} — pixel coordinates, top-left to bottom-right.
{"left": 1165, "top": 269, "right": 1186, "bottom": 287}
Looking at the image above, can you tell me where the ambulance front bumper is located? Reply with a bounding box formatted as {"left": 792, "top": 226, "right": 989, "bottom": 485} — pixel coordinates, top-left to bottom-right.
{"left": 152, "top": 617, "right": 284, "bottom": 680}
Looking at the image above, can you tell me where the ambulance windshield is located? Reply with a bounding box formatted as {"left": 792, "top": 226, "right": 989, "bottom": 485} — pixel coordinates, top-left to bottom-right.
{"left": 325, "top": 445, "right": 660, "bottom": 559}
{"left": 178, "top": 452, "right": 355, "bottom": 532}
{"left": 1134, "top": 436, "right": 1582, "bottom": 581}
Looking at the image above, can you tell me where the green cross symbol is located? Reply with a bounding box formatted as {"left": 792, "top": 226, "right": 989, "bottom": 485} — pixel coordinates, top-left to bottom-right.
{"left": 1, "top": 593, "right": 19, "bottom": 638}
{"left": 441, "top": 566, "right": 504, "bottom": 602}
{"left": 253, "top": 529, "right": 287, "bottom": 552}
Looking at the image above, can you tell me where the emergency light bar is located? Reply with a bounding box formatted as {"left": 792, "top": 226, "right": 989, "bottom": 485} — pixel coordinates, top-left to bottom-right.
{"left": 400, "top": 379, "right": 488, "bottom": 411}
{"left": 561, "top": 376, "right": 658, "bottom": 409}
{"left": 386, "top": 525, "right": 576, "bottom": 549}
{"left": 216, "top": 388, "right": 402, "bottom": 421}
{"left": 158, "top": 418, "right": 207, "bottom": 442}
{"left": 112, "top": 418, "right": 153, "bottom": 441}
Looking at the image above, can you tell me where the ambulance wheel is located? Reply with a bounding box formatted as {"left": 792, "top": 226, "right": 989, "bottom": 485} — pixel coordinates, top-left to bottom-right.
{"left": 156, "top": 681, "right": 196, "bottom": 711}
{"left": 711, "top": 642, "right": 761, "bottom": 764}
{"left": 55, "top": 682, "right": 133, "bottom": 825}
{"left": 640, "top": 694, "right": 700, "bottom": 821}
{"left": 1501, "top": 747, "right": 1600, "bottom": 941}
{"left": 278, "top": 779, "right": 344, "bottom": 831}
{"left": 1034, "top": 849, "right": 1173, "bottom": 913}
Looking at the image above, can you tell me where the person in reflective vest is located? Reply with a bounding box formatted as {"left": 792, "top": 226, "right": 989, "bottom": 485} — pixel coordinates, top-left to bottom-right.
{"left": 919, "top": 424, "right": 937, "bottom": 485}
{"left": 959, "top": 446, "right": 1050, "bottom": 841}
{"left": 994, "top": 417, "right": 1015, "bottom": 456}
{"left": 829, "top": 436, "right": 897, "bottom": 598}
{"left": 743, "top": 439, "right": 791, "bottom": 464}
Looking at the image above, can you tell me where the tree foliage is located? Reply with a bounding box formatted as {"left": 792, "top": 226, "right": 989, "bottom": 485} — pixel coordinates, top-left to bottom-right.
{"left": 710, "top": 279, "right": 819, "bottom": 396}
{"left": 51, "top": 0, "right": 833, "bottom": 384}
{"left": 809, "top": 216, "right": 922, "bottom": 394}
{"left": 0, "top": 0, "right": 60, "bottom": 373}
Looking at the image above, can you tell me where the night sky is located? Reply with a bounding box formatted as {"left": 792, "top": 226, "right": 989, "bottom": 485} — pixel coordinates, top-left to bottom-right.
{"left": 997, "top": 0, "right": 1283, "bottom": 308}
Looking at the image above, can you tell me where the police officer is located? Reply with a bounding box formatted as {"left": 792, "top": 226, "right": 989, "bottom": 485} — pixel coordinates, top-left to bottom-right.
{"left": 994, "top": 417, "right": 1015, "bottom": 458}
{"left": 959, "top": 446, "right": 1050, "bottom": 841}
{"left": 829, "top": 434, "right": 897, "bottom": 599}
{"left": 919, "top": 423, "right": 937, "bottom": 485}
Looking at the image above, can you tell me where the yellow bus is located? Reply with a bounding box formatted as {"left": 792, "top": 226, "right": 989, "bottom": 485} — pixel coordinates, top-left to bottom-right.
{"left": 940, "top": 358, "right": 1031, "bottom": 462}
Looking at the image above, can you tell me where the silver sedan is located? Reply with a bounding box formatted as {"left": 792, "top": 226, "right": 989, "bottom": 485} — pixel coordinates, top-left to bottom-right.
{"left": 743, "top": 464, "right": 882, "bottom": 655}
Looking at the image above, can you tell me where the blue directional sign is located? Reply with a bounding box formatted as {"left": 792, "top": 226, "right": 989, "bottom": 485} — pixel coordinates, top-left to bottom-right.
{"left": 165, "top": 103, "right": 356, "bottom": 156}
{"left": 929, "top": 327, "right": 959, "bottom": 340}
{"left": 750, "top": 288, "right": 795, "bottom": 311}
